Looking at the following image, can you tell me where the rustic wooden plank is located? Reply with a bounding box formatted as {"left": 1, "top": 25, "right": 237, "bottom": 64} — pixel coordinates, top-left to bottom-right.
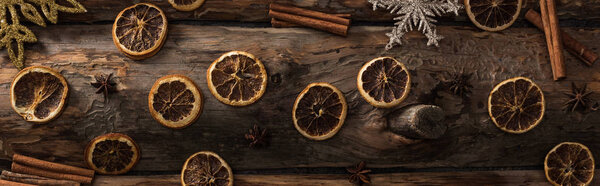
{"left": 92, "top": 170, "right": 600, "bottom": 185}
{"left": 0, "top": 25, "right": 599, "bottom": 172}
{"left": 59, "top": 0, "right": 600, "bottom": 23}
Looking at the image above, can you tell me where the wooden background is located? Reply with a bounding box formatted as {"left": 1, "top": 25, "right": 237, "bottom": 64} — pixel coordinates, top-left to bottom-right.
{"left": 0, "top": 0, "right": 599, "bottom": 185}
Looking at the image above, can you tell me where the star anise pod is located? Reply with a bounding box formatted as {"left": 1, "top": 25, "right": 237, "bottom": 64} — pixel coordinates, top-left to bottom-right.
{"left": 91, "top": 73, "right": 117, "bottom": 102}
{"left": 563, "top": 82, "right": 594, "bottom": 112}
{"left": 245, "top": 124, "right": 268, "bottom": 148}
{"left": 442, "top": 72, "right": 473, "bottom": 97}
{"left": 347, "top": 161, "right": 371, "bottom": 185}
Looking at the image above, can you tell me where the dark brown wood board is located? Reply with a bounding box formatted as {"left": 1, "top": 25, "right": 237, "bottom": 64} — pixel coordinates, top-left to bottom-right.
{"left": 0, "top": 0, "right": 599, "bottom": 185}
{"left": 93, "top": 170, "right": 600, "bottom": 185}
{"left": 0, "top": 25, "right": 599, "bottom": 171}
{"left": 60, "top": 0, "right": 600, "bottom": 23}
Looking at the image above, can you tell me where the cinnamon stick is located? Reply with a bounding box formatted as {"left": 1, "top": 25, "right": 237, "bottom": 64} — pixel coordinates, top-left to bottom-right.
{"left": 544, "top": 0, "right": 566, "bottom": 80}
{"left": 270, "top": 3, "right": 350, "bottom": 26}
{"left": 11, "top": 162, "right": 92, "bottom": 184}
{"left": 271, "top": 18, "right": 301, "bottom": 28}
{"left": 269, "top": 10, "right": 348, "bottom": 36}
{"left": 0, "top": 179, "right": 35, "bottom": 186}
{"left": 1, "top": 170, "right": 80, "bottom": 186}
{"left": 332, "top": 13, "right": 352, "bottom": 19}
{"left": 525, "top": 9, "right": 598, "bottom": 66}
{"left": 538, "top": 1, "right": 554, "bottom": 66}
{"left": 12, "top": 154, "right": 94, "bottom": 178}
{"left": 272, "top": 13, "right": 351, "bottom": 28}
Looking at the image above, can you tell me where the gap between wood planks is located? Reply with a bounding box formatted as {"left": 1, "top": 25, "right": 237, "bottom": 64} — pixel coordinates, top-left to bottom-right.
{"left": 41, "top": 19, "right": 600, "bottom": 28}
{"left": 93, "top": 170, "right": 600, "bottom": 185}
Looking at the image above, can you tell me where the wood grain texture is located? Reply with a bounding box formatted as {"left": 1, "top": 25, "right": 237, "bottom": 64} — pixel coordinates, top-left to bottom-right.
{"left": 0, "top": 25, "right": 599, "bottom": 172}
{"left": 59, "top": 0, "right": 600, "bottom": 23}
{"left": 92, "top": 170, "right": 600, "bottom": 185}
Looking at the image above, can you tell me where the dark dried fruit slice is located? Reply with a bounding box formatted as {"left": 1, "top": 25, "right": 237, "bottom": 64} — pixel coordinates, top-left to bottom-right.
{"left": 181, "top": 151, "right": 233, "bottom": 186}
{"left": 488, "top": 77, "right": 545, "bottom": 133}
{"left": 207, "top": 51, "right": 267, "bottom": 106}
{"left": 85, "top": 133, "right": 140, "bottom": 175}
{"left": 357, "top": 57, "right": 411, "bottom": 108}
{"left": 465, "top": 0, "right": 522, "bottom": 32}
{"left": 112, "top": 3, "right": 168, "bottom": 60}
{"left": 545, "top": 142, "right": 595, "bottom": 186}
{"left": 148, "top": 75, "right": 203, "bottom": 129}
{"left": 292, "top": 82, "right": 347, "bottom": 140}
{"left": 10, "top": 66, "right": 68, "bottom": 123}
{"left": 168, "top": 0, "right": 205, "bottom": 11}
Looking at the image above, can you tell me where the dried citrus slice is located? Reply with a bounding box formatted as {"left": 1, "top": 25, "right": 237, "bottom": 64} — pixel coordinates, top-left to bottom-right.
{"left": 181, "top": 151, "right": 233, "bottom": 186}
{"left": 112, "top": 3, "right": 168, "bottom": 60}
{"left": 292, "top": 82, "right": 347, "bottom": 140}
{"left": 168, "top": 0, "right": 205, "bottom": 11}
{"left": 207, "top": 51, "right": 267, "bottom": 106}
{"left": 148, "top": 75, "right": 203, "bottom": 129}
{"left": 465, "top": 0, "right": 522, "bottom": 32}
{"left": 85, "top": 133, "right": 140, "bottom": 175}
{"left": 10, "top": 66, "right": 68, "bottom": 123}
{"left": 488, "top": 77, "right": 545, "bottom": 133}
{"left": 357, "top": 57, "right": 411, "bottom": 108}
{"left": 545, "top": 142, "right": 595, "bottom": 186}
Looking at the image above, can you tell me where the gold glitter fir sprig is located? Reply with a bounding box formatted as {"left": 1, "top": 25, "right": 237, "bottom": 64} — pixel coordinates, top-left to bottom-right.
{"left": 0, "top": 0, "right": 86, "bottom": 69}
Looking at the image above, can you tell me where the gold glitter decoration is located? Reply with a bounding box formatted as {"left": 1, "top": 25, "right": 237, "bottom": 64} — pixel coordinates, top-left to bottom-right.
{"left": 1, "top": 0, "right": 86, "bottom": 69}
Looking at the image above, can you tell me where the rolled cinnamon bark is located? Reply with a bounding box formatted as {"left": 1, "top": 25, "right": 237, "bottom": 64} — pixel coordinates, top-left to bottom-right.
{"left": 271, "top": 18, "right": 301, "bottom": 28}
{"left": 525, "top": 9, "right": 598, "bottom": 66}
{"left": 544, "top": 0, "right": 566, "bottom": 80}
{"left": 332, "top": 13, "right": 352, "bottom": 19}
{"left": 270, "top": 3, "right": 350, "bottom": 25}
{"left": 272, "top": 13, "right": 351, "bottom": 28}
{"left": 12, "top": 154, "right": 94, "bottom": 178}
{"left": 538, "top": 2, "right": 554, "bottom": 66}
{"left": 11, "top": 162, "right": 92, "bottom": 184}
{"left": 1, "top": 170, "right": 80, "bottom": 186}
{"left": 0, "top": 179, "right": 35, "bottom": 186}
{"left": 269, "top": 10, "right": 348, "bottom": 36}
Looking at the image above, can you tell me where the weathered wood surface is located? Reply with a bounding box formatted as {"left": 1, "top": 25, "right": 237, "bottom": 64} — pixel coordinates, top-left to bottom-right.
{"left": 0, "top": 25, "right": 599, "bottom": 172}
{"left": 92, "top": 170, "right": 600, "bottom": 185}
{"left": 59, "top": 0, "right": 600, "bottom": 23}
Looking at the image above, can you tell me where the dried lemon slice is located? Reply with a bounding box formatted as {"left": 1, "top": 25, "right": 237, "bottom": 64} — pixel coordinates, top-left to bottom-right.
{"left": 207, "top": 51, "right": 267, "bottom": 106}
{"left": 357, "top": 57, "right": 411, "bottom": 108}
{"left": 488, "top": 77, "right": 545, "bottom": 133}
{"left": 85, "top": 133, "right": 140, "bottom": 175}
{"left": 545, "top": 142, "right": 594, "bottom": 186}
{"left": 148, "top": 75, "right": 203, "bottom": 129}
{"left": 293, "top": 82, "right": 347, "bottom": 140}
{"left": 181, "top": 151, "right": 233, "bottom": 186}
{"left": 168, "top": 0, "right": 205, "bottom": 11}
{"left": 465, "top": 0, "right": 522, "bottom": 32}
{"left": 10, "top": 66, "right": 68, "bottom": 123}
{"left": 112, "top": 3, "right": 168, "bottom": 60}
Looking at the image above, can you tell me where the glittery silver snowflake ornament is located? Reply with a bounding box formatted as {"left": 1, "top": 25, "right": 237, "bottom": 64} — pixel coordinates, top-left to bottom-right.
{"left": 369, "top": 0, "right": 463, "bottom": 49}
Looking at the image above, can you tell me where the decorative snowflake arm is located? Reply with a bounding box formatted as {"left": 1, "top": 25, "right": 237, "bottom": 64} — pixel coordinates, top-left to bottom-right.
{"left": 33, "top": 0, "right": 87, "bottom": 24}
{"left": 368, "top": 0, "right": 463, "bottom": 50}
{"left": 0, "top": 0, "right": 86, "bottom": 70}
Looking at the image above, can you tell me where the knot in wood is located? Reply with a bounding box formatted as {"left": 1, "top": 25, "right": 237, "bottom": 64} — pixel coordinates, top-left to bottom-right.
{"left": 387, "top": 105, "right": 446, "bottom": 140}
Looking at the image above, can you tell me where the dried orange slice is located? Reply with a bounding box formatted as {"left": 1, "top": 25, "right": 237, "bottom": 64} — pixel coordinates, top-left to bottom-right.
{"left": 207, "top": 51, "right": 267, "bottom": 106}
{"left": 545, "top": 142, "right": 595, "bottom": 186}
{"left": 357, "top": 57, "right": 411, "bottom": 108}
{"left": 292, "top": 82, "right": 347, "bottom": 140}
{"left": 488, "top": 77, "right": 545, "bottom": 133}
{"left": 10, "top": 66, "right": 68, "bottom": 123}
{"left": 112, "top": 3, "right": 168, "bottom": 60}
{"left": 465, "top": 0, "right": 522, "bottom": 32}
{"left": 85, "top": 133, "right": 140, "bottom": 175}
{"left": 148, "top": 75, "right": 203, "bottom": 129}
{"left": 168, "top": 0, "right": 205, "bottom": 11}
{"left": 181, "top": 151, "right": 233, "bottom": 186}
